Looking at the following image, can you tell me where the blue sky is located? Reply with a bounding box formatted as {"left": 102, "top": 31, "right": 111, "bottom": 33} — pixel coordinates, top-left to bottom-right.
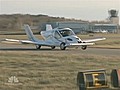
{"left": 0, "top": 0, "right": 119, "bottom": 22}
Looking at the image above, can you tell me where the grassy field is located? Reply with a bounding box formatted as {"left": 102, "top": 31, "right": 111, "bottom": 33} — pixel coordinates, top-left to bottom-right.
{"left": 0, "top": 51, "right": 120, "bottom": 90}
{"left": 0, "top": 34, "right": 120, "bottom": 90}
{"left": 78, "top": 33, "right": 120, "bottom": 49}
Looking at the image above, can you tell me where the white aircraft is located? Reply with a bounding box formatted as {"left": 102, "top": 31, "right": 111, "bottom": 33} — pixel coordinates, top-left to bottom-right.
{"left": 3, "top": 24, "right": 106, "bottom": 50}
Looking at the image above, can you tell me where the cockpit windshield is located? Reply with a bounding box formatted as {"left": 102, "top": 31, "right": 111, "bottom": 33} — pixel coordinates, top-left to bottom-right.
{"left": 58, "top": 29, "right": 75, "bottom": 37}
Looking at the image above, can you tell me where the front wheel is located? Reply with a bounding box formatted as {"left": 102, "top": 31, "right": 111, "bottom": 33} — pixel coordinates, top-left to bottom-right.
{"left": 60, "top": 42, "right": 66, "bottom": 50}
{"left": 81, "top": 45, "right": 87, "bottom": 50}
{"left": 51, "top": 46, "right": 55, "bottom": 49}
{"left": 36, "top": 45, "right": 41, "bottom": 49}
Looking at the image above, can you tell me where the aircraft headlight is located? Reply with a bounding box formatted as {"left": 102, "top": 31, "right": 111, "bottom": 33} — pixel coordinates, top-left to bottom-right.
{"left": 75, "top": 37, "right": 82, "bottom": 43}
{"left": 78, "top": 41, "right": 82, "bottom": 43}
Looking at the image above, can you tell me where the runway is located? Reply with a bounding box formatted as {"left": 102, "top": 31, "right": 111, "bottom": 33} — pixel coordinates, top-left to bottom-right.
{"left": 0, "top": 44, "right": 120, "bottom": 57}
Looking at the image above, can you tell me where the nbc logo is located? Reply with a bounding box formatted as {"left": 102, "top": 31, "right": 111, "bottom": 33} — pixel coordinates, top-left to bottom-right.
{"left": 5, "top": 76, "right": 22, "bottom": 85}
{"left": 8, "top": 76, "right": 19, "bottom": 83}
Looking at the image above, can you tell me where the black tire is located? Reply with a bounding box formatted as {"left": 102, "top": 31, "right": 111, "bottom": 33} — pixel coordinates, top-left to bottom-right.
{"left": 51, "top": 46, "right": 55, "bottom": 49}
{"left": 36, "top": 45, "right": 41, "bottom": 49}
{"left": 60, "top": 42, "right": 66, "bottom": 50}
{"left": 81, "top": 45, "right": 87, "bottom": 50}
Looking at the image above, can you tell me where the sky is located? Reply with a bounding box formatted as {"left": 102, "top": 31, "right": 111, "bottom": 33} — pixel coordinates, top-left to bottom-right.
{"left": 0, "top": 0, "right": 120, "bottom": 22}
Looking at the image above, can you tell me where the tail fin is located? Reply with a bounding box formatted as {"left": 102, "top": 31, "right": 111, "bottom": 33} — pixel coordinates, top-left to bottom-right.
{"left": 46, "top": 24, "right": 53, "bottom": 31}
{"left": 24, "top": 24, "right": 37, "bottom": 41}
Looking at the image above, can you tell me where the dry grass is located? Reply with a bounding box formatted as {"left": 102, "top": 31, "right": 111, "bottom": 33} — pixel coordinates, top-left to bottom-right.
{"left": 0, "top": 34, "right": 120, "bottom": 90}
{"left": 0, "top": 51, "right": 120, "bottom": 90}
{"left": 78, "top": 33, "right": 120, "bottom": 48}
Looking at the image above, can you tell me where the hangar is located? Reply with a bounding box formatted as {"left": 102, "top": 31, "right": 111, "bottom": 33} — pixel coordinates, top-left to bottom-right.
{"left": 91, "top": 24, "right": 118, "bottom": 33}
{"left": 41, "top": 21, "right": 89, "bottom": 34}
{"left": 41, "top": 22, "right": 118, "bottom": 34}
{"left": 41, "top": 9, "right": 119, "bottom": 34}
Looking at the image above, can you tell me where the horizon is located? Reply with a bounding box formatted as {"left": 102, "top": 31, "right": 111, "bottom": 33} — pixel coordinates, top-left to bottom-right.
{"left": 0, "top": 0, "right": 119, "bottom": 23}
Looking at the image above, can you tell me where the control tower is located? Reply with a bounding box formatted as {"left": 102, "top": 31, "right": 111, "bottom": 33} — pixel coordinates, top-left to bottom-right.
{"left": 108, "top": 9, "right": 119, "bottom": 25}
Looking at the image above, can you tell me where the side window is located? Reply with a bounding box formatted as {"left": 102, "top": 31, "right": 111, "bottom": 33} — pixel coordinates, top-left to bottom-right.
{"left": 54, "top": 31, "right": 61, "bottom": 39}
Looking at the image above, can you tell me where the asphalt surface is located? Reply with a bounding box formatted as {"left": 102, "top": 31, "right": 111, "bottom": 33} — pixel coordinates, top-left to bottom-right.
{"left": 0, "top": 44, "right": 120, "bottom": 57}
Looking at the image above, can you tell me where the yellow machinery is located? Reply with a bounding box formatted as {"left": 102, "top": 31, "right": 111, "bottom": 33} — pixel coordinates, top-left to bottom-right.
{"left": 77, "top": 69, "right": 108, "bottom": 90}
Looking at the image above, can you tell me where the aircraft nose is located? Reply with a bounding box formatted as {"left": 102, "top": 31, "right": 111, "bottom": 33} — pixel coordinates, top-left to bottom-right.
{"left": 78, "top": 40, "right": 82, "bottom": 43}
{"left": 74, "top": 37, "right": 82, "bottom": 43}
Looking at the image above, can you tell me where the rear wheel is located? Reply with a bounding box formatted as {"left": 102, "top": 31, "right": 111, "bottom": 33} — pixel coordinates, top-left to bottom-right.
{"left": 81, "top": 45, "right": 87, "bottom": 50}
{"left": 51, "top": 46, "right": 55, "bottom": 49}
{"left": 60, "top": 42, "right": 66, "bottom": 50}
{"left": 36, "top": 45, "right": 41, "bottom": 49}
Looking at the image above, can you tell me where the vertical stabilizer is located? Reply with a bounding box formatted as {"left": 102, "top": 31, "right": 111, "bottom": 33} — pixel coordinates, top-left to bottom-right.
{"left": 46, "top": 24, "right": 53, "bottom": 31}
{"left": 24, "top": 24, "right": 37, "bottom": 41}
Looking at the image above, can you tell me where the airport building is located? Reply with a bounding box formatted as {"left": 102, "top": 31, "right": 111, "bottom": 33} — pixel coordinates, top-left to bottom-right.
{"left": 108, "top": 9, "right": 119, "bottom": 25}
{"left": 56, "top": 22, "right": 89, "bottom": 34}
{"left": 90, "top": 24, "right": 118, "bottom": 33}
{"left": 41, "top": 21, "right": 89, "bottom": 34}
{"left": 41, "top": 22, "right": 118, "bottom": 34}
{"left": 41, "top": 9, "right": 119, "bottom": 34}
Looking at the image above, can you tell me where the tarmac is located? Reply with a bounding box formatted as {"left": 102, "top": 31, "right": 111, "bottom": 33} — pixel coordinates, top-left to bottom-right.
{"left": 0, "top": 44, "right": 120, "bottom": 57}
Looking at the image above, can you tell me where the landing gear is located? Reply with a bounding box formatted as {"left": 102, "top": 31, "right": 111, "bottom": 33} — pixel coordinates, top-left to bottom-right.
{"left": 81, "top": 45, "right": 87, "bottom": 50}
{"left": 51, "top": 46, "right": 55, "bottom": 49}
{"left": 36, "top": 45, "right": 41, "bottom": 49}
{"left": 60, "top": 42, "right": 66, "bottom": 50}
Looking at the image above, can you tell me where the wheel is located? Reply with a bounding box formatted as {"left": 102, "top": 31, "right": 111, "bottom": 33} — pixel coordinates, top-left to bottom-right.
{"left": 81, "top": 45, "right": 87, "bottom": 50}
{"left": 51, "top": 46, "right": 55, "bottom": 49}
{"left": 60, "top": 42, "right": 66, "bottom": 50}
{"left": 36, "top": 45, "right": 41, "bottom": 49}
